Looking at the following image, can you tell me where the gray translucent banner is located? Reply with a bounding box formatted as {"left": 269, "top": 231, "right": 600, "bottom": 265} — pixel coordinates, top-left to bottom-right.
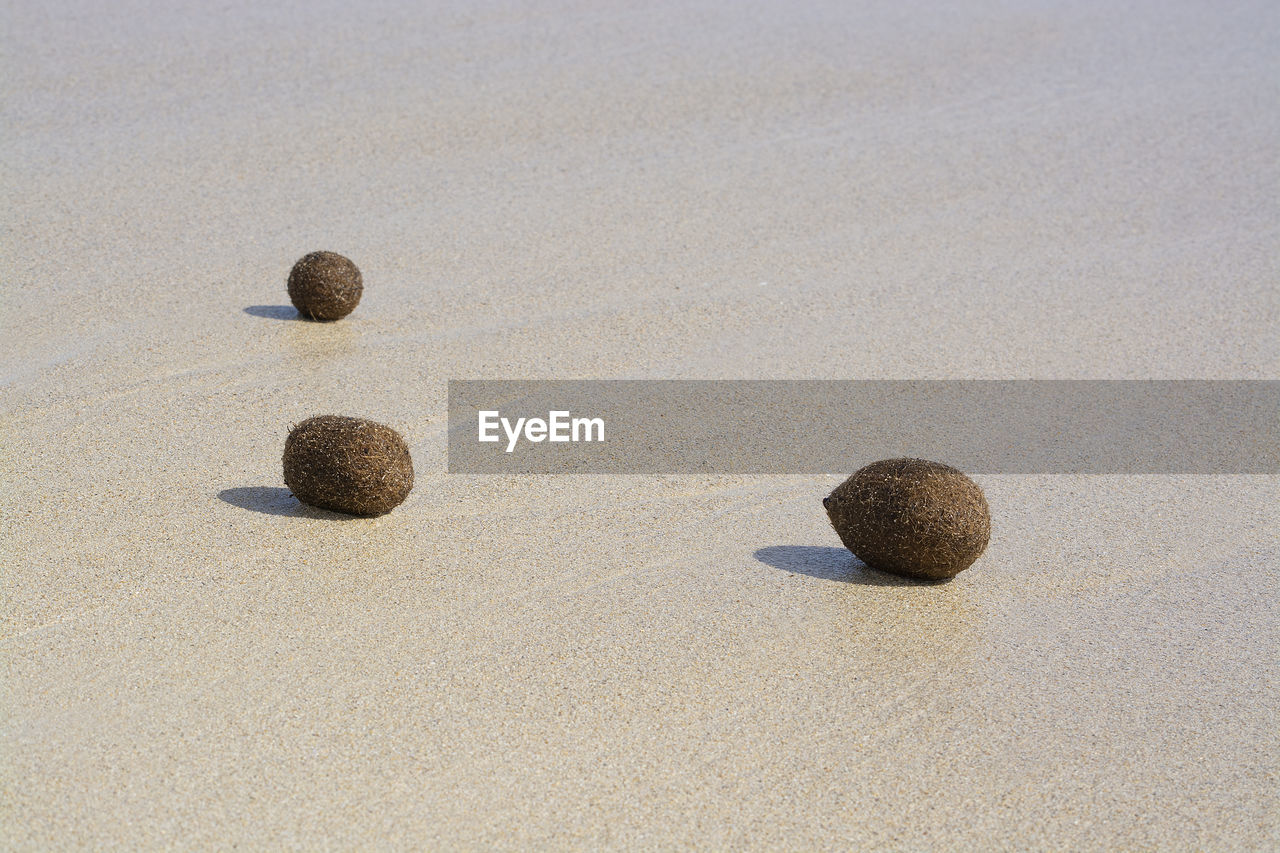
{"left": 446, "top": 380, "right": 1279, "bottom": 474}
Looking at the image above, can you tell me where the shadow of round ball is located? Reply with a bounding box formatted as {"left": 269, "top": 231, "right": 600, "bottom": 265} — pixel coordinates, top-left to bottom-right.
{"left": 823, "top": 458, "right": 990, "bottom": 581}
{"left": 287, "top": 251, "right": 362, "bottom": 321}
{"left": 283, "top": 416, "right": 413, "bottom": 516}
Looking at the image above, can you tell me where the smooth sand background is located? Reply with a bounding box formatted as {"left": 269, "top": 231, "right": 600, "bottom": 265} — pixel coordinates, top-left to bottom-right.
{"left": 3, "top": 0, "right": 1278, "bottom": 848}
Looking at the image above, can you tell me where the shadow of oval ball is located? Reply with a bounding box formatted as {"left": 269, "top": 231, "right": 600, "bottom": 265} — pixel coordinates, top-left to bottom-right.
{"left": 287, "top": 251, "right": 362, "bottom": 321}
{"left": 824, "top": 458, "right": 990, "bottom": 581}
{"left": 283, "top": 415, "right": 413, "bottom": 516}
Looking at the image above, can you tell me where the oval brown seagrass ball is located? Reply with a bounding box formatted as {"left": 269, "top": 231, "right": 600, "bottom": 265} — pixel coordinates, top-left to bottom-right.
{"left": 823, "top": 458, "right": 990, "bottom": 581}
{"left": 287, "top": 251, "right": 363, "bottom": 321}
{"left": 283, "top": 416, "right": 413, "bottom": 516}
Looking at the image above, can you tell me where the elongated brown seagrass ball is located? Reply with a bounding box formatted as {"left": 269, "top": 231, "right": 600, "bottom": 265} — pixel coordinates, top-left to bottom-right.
{"left": 287, "top": 251, "right": 363, "bottom": 321}
{"left": 823, "top": 458, "right": 990, "bottom": 581}
{"left": 283, "top": 416, "right": 413, "bottom": 515}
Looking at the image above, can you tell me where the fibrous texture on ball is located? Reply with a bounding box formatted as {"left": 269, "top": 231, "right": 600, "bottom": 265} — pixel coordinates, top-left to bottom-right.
{"left": 823, "top": 457, "right": 990, "bottom": 581}
{"left": 287, "top": 251, "right": 363, "bottom": 321}
{"left": 283, "top": 416, "right": 413, "bottom": 516}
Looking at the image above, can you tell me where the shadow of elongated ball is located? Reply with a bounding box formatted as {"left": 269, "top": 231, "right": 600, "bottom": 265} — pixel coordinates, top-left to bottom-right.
{"left": 287, "top": 251, "right": 362, "bottom": 320}
{"left": 283, "top": 416, "right": 413, "bottom": 516}
{"left": 823, "top": 458, "right": 990, "bottom": 581}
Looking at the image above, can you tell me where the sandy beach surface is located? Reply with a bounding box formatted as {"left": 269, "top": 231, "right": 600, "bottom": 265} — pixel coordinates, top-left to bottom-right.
{"left": 3, "top": 0, "right": 1278, "bottom": 848}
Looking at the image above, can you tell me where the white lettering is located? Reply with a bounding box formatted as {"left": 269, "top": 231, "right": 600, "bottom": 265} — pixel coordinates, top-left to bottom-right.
{"left": 479, "top": 410, "right": 605, "bottom": 452}
{"left": 572, "top": 417, "right": 604, "bottom": 442}
{"left": 502, "top": 417, "right": 526, "bottom": 453}
{"left": 549, "top": 411, "right": 570, "bottom": 442}
{"left": 478, "top": 411, "right": 500, "bottom": 442}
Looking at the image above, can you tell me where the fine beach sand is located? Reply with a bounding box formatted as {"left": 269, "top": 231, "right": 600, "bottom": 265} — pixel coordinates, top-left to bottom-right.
{"left": 3, "top": 0, "right": 1278, "bottom": 848}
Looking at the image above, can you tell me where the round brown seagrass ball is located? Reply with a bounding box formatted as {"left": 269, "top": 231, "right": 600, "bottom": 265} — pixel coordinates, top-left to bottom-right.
{"left": 283, "top": 416, "right": 413, "bottom": 516}
{"left": 287, "top": 251, "right": 363, "bottom": 321}
{"left": 823, "top": 458, "right": 990, "bottom": 581}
